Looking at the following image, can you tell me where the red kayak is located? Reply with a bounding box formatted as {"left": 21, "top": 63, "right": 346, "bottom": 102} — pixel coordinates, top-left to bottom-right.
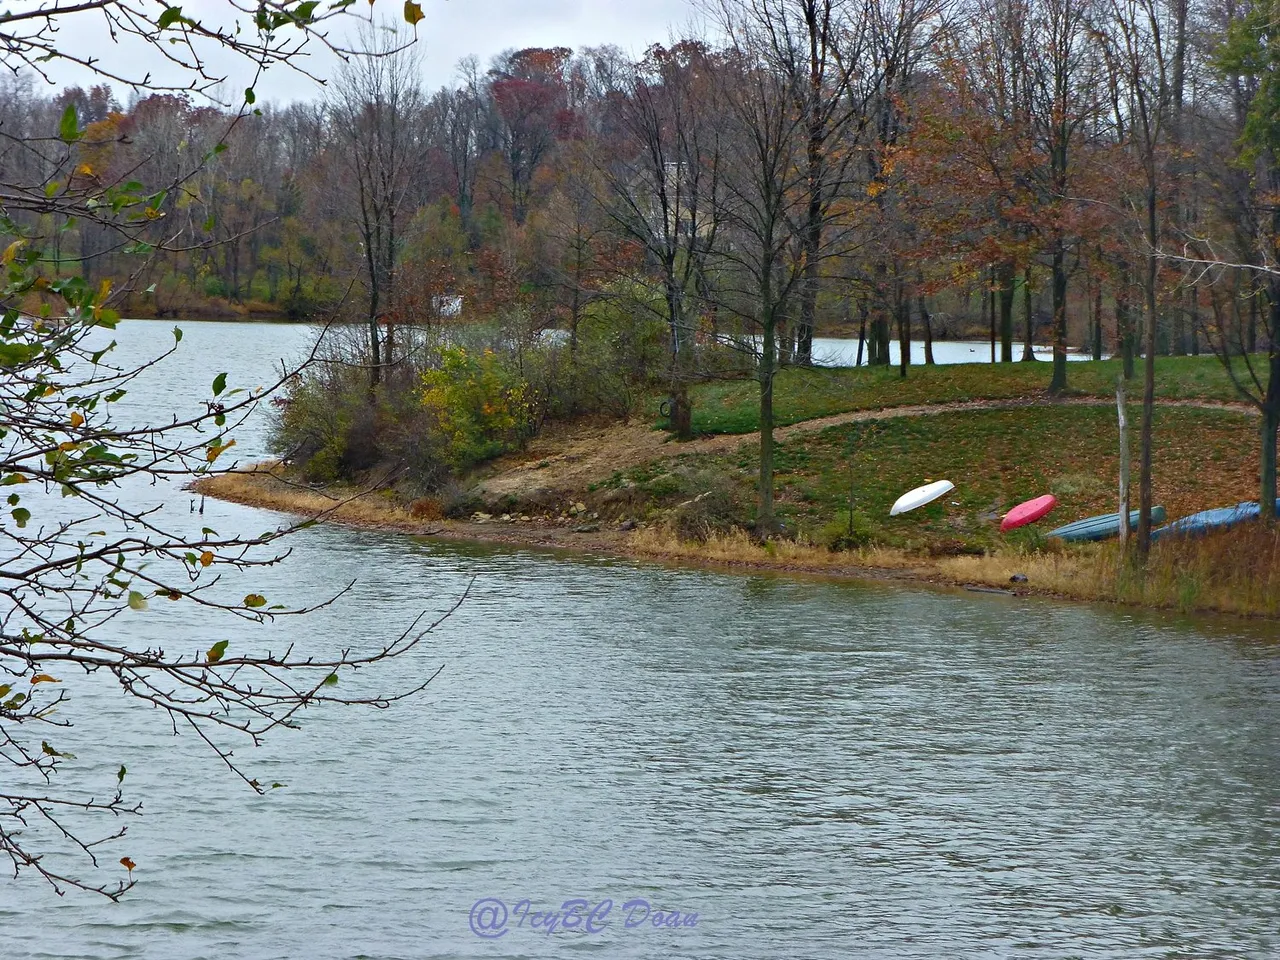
{"left": 1001, "top": 494, "right": 1058, "bottom": 532}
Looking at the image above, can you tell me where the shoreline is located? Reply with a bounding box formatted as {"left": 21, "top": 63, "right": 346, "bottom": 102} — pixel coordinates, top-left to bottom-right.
{"left": 190, "top": 465, "right": 1280, "bottom": 622}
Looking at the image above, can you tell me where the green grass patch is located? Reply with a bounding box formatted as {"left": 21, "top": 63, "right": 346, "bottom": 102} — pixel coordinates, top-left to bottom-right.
{"left": 682, "top": 404, "right": 1258, "bottom": 552}
{"left": 681, "top": 356, "right": 1246, "bottom": 435}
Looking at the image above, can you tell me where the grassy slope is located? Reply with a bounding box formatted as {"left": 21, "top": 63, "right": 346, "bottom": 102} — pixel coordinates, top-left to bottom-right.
{"left": 623, "top": 399, "right": 1280, "bottom": 615}
{"left": 678, "top": 356, "right": 1245, "bottom": 434}
{"left": 627, "top": 404, "right": 1258, "bottom": 552}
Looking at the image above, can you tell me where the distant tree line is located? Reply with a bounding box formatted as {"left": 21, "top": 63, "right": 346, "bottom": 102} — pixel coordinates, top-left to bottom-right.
{"left": 7, "top": 0, "right": 1280, "bottom": 540}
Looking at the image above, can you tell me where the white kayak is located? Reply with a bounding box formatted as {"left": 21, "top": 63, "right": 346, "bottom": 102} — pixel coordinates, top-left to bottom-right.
{"left": 890, "top": 480, "right": 955, "bottom": 516}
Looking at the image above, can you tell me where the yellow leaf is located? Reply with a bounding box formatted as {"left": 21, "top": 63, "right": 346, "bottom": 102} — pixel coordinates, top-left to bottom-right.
{"left": 77, "top": 162, "right": 94, "bottom": 176}
{"left": 404, "top": 0, "right": 424, "bottom": 24}
{"left": 58, "top": 441, "right": 78, "bottom": 452}
{"left": 96, "top": 278, "right": 112, "bottom": 304}
{"left": 30, "top": 674, "right": 61, "bottom": 684}
{"left": 2, "top": 239, "right": 24, "bottom": 264}
{"left": 70, "top": 411, "right": 84, "bottom": 428}
{"left": 206, "top": 438, "right": 236, "bottom": 463}
{"left": 199, "top": 551, "right": 214, "bottom": 567}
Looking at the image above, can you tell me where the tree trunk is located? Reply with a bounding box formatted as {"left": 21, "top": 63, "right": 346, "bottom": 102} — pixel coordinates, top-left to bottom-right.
{"left": 1022, "top": 266, "right": 1035, "bottom": 361}
{"left": 920, "top": 295, "right": 935, "bottom": 365}
{"left": 870, "top": 263, "right": 890, "bottom": 366}
{"left": 1262, "top": 292, "right": 1280, "bottom": 519}
{"left": 1118, "top": 376, "right": 1130, "bottom": 545}
{"left": 989, "top": 267, "right": 997, "bottom": 364}
{"left": 897, "top": 276, "right": 910, "bottom": 379}
{"left": 1049, "top": 241, "right": 1068, "bottom": 393}
{"left": 797, "top": 203, "right": 821, "bottom": 367}
{"left": 1249, "top": 277, "right": 1259, "bottom": 354}
{"left": 366, "top": 258, "right": 382, "bottom": 392}
{"left": 1261, "top": 399, "right": 1278, "bottom": 521}
{"left": 1136, "top": 235, "right": 1158, "bottom": 558}
{"left": 1117, "top": 266, "right": 1135, "bottom": 380}
{"left": 758, "top": 301, "right": 777, "bottom": 533}
{"left": 998, "top": 261, "right": 1015, "bottom": 362}
{"left": 1190, "top": 291, "right": 1200, "bottom": 356}
{"left": 856, "top": 299, "right": 867, "bottom": 367}
{"left": 668, "top": 280, "right": 693, "bottom": 441}
{"left": 671, "top": 383, "right": 692, "bottom": 441}
{"left": 1093, "top": 279, "right": 1104, "bottom": 360}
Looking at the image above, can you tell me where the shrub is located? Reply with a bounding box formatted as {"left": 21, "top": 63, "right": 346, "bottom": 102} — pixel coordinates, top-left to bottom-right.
{"left": 672, "top": 488, "right": 738, "bottom": 543}
{"left": 818, "top": 509, "right": 879, "bottom": 551}
{"left": 417, "top": 345, "right": 533, "bottom": 469}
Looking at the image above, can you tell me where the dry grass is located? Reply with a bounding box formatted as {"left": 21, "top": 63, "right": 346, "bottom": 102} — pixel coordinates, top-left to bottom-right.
{"left": 937, "top": 525, "right": 1280, "bottom": 617}
{"left": 190, "top": 464, "right": 423, "bottom": 530}
{"left": 631, "top": 524, "right": 1280, "bottom": 619}
{"left": 1118, "top": 525, "right": 1280, "bottom": 617}
{"left": 201, "top": 463, "right": 1280, "bottom": 621}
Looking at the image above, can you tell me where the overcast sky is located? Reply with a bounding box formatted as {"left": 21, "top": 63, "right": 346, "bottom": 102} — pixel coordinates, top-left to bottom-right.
{"left": 412, "top": 0, "right": 703, "bottom": 89}
{"left": 28, "top": 0, "right": 704, "bottom": 106}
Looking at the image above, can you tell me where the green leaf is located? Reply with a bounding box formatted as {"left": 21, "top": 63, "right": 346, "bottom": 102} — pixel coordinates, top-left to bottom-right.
{"left": 271, "top": 782, "right": 286, "bottom": 789}
{"left": 11, "top": 507, "right": 30, "bottom": 528}
{"left": 42, "top": 741, "right": 76, "bottom": 759}
{"left": 157, "top": 5, "right": 183, "bottom": 28}
{"left": 244, "top": 87, "right": 256, "bottom": 105}
{"left": 212, "top": 372, "right": 227, "bottom": 396}
{"left": 127, "top": 590, "right": 149, "bottom": 611}
{"left": 295, "top": 0, "right": 319, "bottom": 19}
{"left": 0, "top": 684, "right": 10, "bottom": 699}
{"left": 118, "top": 764, "right": 127, "bottom": 783}
{"left": 323, "top": 673, "right": 339, "bottom": 686}
{"left": 173, "top": 325, "right": 183, "bottom": 342}
{"left": 404, "top": 0, "right": 424, "bottom": 24}
{"left": 59, "top": 103, "right": 80, "bottom": 143}
{"left": 206, "top": 640, "right": 229, "bottom": 664}
{"left": 243, "top": 593, "right": 267, "bottom": 608}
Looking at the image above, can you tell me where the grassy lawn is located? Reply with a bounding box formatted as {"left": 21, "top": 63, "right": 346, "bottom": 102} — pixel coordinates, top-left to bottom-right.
{"left": 675, "top": 355, "right": 1247, "bottom": 435}
{"left": 639, "top": 404, "right": 1258, "bottom": 553}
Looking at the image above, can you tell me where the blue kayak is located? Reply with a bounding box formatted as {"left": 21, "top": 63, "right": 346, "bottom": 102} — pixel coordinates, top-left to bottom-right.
{"left": 1150, "top": 499, "right": 1280, "bottom": 541}
{"left": 1046, "top": 506, "right": 1167, "bottom": 543}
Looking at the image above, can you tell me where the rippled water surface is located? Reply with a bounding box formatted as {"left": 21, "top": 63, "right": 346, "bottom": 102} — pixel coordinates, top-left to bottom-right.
{"left": 3, "top": 321, "right": 1277, "bottom": 959}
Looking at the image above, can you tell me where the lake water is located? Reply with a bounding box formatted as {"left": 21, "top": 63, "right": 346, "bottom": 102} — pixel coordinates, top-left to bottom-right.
{"left": 2, "top": 320, "right": 1275, "bottom": 959}
{"left": 807, "top": 337, "right": 1097, "bottom": 366}
{"left": 546, "top": 326, "right": 1092, "bottom": 366}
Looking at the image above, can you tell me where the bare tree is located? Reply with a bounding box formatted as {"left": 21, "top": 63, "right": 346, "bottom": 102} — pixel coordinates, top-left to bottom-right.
{"left": 1103, "top": 0, "right": 1174, "bottom": 556}
{"left": 706, "top": 8, "right": 813, "bottom": 531}
{"left": 327, "top": 23, "right": 427, "bottom": 389}
{"left": 605, "top": 40, "right": 725, "bottom": 440}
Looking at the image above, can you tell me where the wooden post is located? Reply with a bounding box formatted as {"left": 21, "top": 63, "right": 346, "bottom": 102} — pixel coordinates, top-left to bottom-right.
{"left": 1117, "top": 376, "right": 1131, "bottom": 545}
